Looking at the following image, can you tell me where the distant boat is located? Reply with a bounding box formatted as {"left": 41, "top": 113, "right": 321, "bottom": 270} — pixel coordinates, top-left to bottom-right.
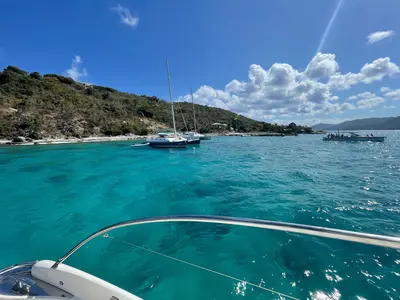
{"left": 182, "top": 88, "right": 203, "bottom": 144}
{"left": 147, "top": 61, "right": 187, "bottom": 148}
{"left": 131, "top": 141, "right": 150, "bottom": 147}
{"left": 323, "top": 131, "right": 385, "bottom": 142}
{"left": 226, "top": 132, "right": 250, "bottom": 137}
{"left": 182, "top": 132, "right": 201, "bottom": 144}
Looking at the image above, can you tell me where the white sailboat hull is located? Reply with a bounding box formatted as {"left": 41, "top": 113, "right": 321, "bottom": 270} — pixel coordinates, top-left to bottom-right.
{"left": 146, "top": 136, "right": 187, "bottom": 148}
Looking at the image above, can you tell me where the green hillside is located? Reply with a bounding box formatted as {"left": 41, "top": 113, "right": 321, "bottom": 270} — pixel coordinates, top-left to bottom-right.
{"left": 0, "top": 66, "right": 311, "bottom": 139}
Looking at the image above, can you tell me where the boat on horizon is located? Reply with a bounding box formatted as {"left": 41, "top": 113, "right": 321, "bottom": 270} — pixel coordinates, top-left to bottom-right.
{"left": 0, "top": 215, "right": 399, "bottom": 299}
{"left": 323, "top": 131, "right": 385, "bottom": 142}
{"left": 147, "top": 61, "right": 187, "bottom": 148}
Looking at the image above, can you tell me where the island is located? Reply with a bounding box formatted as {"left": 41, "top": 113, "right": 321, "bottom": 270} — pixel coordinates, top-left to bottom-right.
{"left": 0, "top": 66, "right": 313, "bottom": 145}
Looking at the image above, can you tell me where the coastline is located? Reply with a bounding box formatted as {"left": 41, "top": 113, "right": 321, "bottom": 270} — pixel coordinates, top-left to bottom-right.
{"left": 0, "top": 131, "right": 324, "bottom": 147}
{"left": 0, "top": 135, "right": 146, "bottom": 146}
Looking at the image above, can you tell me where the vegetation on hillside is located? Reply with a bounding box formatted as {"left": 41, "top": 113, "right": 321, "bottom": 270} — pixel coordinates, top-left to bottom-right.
{"left": 0, "top": 66, "right": 312, "bottom": 139}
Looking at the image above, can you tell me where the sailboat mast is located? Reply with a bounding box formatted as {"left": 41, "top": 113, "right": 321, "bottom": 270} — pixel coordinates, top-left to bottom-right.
{"left": 166, "top": 60, "right": 177, "bottom": 137}
{"left": 191, "top": 88, "right": 197, "bottom": 132}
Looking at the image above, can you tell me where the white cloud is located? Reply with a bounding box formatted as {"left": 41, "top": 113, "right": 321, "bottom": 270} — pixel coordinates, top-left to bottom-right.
{"left": 367, "top": 30, "right": 395, "bottom": 44}
{"left": 179, "top": 53, "right": 398, "bottom": 122}
{"left": 383, "top": 105, "right": 396, "bottom": 109}
{"left": 383, "top": 89, "right": 400, "bottom": 100}
{"left": 357, "top": 92, "right": 375, "bottom": 99}
{"left": 65, "top": 55, "right": 87, "bottom": 81}
{"left": 360, "top": 57, "right": 400, "bottom": 82}
{"left": 112, "top": 4, "right": 139, "bottom": 28}
{"left": 380, "top": 87, "right": 392, "bottom": 93}
{"left": 328, "top": 72, "right": 363, "bottom": 90}
{"left": 356, "top": 97, "right": 384, "bottom": 109}
{"left": 304, "top": 53, "right": 339, "bottom": 79}
{"left": 328, "top": 57, "right": 400, "bottom": 90}
{"left": 347, "top": 96, "right": 357, "bottom": 101}
{"left": 347, "top": 92, "right": 385, "bottom": 109}
{"left": 341, "top": 102, "right": 356, "bottom": 111}
{"left": 330, "top": 96, "right": 339, "bottom": 101}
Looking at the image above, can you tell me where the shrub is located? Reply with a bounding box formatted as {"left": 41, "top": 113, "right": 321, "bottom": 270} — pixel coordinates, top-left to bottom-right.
{"left": 29, "top": 72, "right": 41, "bottom": 80}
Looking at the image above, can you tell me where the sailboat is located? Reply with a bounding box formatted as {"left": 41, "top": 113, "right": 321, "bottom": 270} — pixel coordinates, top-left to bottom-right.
{"left": 146, "top": 61, "right": 187, "bottom": 148}
{"left": 0, "top": 215, "right": 399, "bottom": 299}
{"left": 182, "top": 88, "right": 205, "bottom": 143}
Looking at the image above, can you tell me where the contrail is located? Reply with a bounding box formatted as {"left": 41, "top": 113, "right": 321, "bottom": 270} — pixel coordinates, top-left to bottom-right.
{"left": 316, "top": 0, "right": 346, "bottom": 54}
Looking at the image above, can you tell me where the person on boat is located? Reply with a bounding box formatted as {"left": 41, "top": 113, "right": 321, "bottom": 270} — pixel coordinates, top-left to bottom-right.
{"left": 371, "top": 133, "right": 374, "bottom": 137}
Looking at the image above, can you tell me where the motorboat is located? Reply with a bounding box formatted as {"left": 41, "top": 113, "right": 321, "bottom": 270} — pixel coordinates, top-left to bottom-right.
{"left": 199, "top": 135, "right": 211, "bottom": 140}
{"left": 131, "top": 141, "right": 150, "bottom": 147}
{"left": 323, "top": 131, "right": 385, "bottom": 142}
{"left": 182, "top": 131, "right": 202, "bottom": 144}
{"left": 0, "top": 215, "right": 399, "bottom": 299}
{"left": 146, "top": 61, "right": 187, "bottom": 148}
{"left": 226, "top": 132, "right": 250, "bottom": 137}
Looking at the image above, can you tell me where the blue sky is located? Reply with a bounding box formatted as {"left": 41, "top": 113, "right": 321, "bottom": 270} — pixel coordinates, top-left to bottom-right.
{"left": 0, "top": 0, "right": 399, "bottom": 125}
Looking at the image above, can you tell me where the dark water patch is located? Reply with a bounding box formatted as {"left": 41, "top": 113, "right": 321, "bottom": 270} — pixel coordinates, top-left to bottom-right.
{"left": 289, "top": 171, "right": 315, "bottom": 182}
{"left": 193, "top": 187, "right": 215, "bottom": 197}
{"left": 83, "top": 174, "right": 101, "bottom": 183}
{"left": 55, "top": 212, "right": 85, "bottom": 233}
{"left": 174, "top": 222, "right": 231, "bottom": 242}
{"left": 18, "top": 165, "right": 45, "bottom": 173}
{"left": 46, "top": 174, "right": 69, "bottom": 184}
{"left": 0, "top": 158, "right": 13, "bottom": 165}
{"left": 125, "top": 258, "right": 164, "bottom": 295}
{"left": 55, "top": 192, "right": 78, "bottom": 205}
{"left": 289, "top": 189, "right": 306, "bottom": 195}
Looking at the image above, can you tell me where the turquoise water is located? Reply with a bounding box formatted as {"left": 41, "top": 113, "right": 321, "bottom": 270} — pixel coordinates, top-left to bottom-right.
{"left": 0, "top": 133, "right": 399, "bottom": 299}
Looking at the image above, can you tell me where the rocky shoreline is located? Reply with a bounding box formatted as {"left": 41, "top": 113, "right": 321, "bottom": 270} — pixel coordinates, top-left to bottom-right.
{"left": 0, "top": 131, "right": 324, "bottom": 147}
{"left": 0, "top": 135, "right": 146, "bottom": 146}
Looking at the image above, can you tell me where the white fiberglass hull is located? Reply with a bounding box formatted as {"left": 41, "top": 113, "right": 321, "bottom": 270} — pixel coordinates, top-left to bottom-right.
{"left": 0, "top": 260, "right": 142, "bottom": 300}
{"left": 183, "top": 132, "right": 203, "bottom": 144}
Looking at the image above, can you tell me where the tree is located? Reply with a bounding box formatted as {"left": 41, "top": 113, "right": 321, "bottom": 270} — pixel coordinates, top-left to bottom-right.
{"left": 29, "top": 72, "right": 41, "bottom": 80}
{"left": 0, "top": 65, "right": 312, "bottom": 139}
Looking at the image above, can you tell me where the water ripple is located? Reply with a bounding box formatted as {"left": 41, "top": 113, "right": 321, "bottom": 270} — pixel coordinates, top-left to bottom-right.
{"left": 0, "top": 133, "right": 399, "bottom": 299}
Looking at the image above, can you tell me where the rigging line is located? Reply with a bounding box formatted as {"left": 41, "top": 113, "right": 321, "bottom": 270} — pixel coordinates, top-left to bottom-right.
{"left": 105, "top": 236, "right": 299, "bottom": 300}
{"left": 176, "top": 101, "right": 189, "bottom": 131}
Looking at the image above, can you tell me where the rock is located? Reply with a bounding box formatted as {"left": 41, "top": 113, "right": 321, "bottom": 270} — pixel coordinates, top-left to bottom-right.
{"left": 12, "top": 136, "right": 26, "bottom": 143}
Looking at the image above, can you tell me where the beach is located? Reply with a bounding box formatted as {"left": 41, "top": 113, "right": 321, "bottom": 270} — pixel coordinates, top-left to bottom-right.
{"left": 0, "top": 135, "right": 146, "bottom": 146}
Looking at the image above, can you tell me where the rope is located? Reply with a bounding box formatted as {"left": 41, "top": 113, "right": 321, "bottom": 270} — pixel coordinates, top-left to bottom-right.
{"left": 105, "top": 236, "right": 299, "bottom": 300}
{"left": 176, "top": 102, "right": 189, "bottom": 131}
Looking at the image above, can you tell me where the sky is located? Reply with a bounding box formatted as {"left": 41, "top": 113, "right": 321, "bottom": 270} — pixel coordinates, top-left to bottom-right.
{"left": 0, "top": 0, "right": 399, "bottom": 126}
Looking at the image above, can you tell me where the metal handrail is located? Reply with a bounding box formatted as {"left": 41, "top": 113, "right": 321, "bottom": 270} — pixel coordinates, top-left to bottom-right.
{"left": 51, "top": 215, "right": 400, "bottom": 268}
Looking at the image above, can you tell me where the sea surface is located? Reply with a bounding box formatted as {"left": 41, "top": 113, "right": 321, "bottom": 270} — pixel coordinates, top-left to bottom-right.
{"left": 0, "top": 132, "right": 399, "bottom": 299}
